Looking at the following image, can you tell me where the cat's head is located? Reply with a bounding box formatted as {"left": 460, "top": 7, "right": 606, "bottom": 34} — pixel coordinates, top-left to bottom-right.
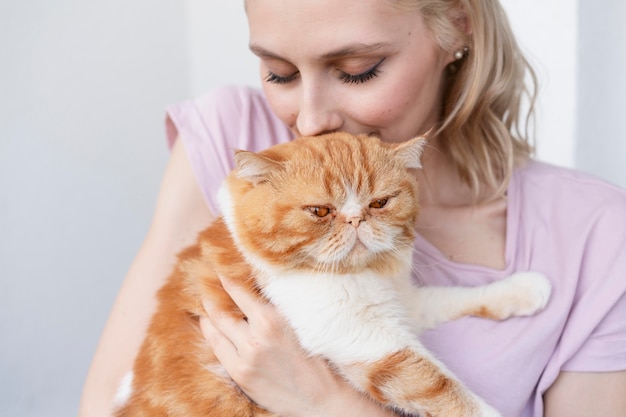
{"left": 219, "top": 132, "right": 424, "bottom": 276}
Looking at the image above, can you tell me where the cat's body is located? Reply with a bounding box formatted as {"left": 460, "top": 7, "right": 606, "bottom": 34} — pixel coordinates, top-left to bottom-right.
{"left": 115, "top": 133, "right": 551, "bottom": 417}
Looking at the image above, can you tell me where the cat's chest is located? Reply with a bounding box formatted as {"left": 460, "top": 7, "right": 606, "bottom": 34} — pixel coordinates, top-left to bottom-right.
{"left": 260, "top": 271, "right": 415, "bottom": 362}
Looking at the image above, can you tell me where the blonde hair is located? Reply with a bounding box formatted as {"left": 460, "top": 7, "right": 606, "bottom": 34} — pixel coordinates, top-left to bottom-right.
{"left": 390, "top": 0, "right": 538, "bottom": 201}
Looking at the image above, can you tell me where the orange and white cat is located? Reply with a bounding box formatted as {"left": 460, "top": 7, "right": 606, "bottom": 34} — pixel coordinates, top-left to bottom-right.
{"left": 114, "top": 132, "right": 551, "bottom": 417}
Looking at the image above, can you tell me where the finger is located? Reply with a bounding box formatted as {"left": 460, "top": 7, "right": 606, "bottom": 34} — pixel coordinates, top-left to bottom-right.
{"left": 202, "top": 298, "right": 251, "bottom": 348}
{"left": 219, "top": 275, "right": 271, "bottom": 324}
{"left": 198, "top": 313, "right": 241, "bottom": 366}
{"left": 219, "top": 277, "right": 295, "bottom": 351}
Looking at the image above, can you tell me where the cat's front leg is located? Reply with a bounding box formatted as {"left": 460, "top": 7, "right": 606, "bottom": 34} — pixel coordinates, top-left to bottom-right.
{"left": 343, "top": 346, "right": 501, "bottom": 417}
{"left": 401, "top": 272, "right": 551, "bottom": 330}
{"left": 472, "top": 272, "right": 552, "bottom": 320}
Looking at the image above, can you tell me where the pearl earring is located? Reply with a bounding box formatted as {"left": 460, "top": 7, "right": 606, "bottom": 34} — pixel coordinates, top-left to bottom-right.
{"left": 454, "top": 46, "right": 469, "bottom": 60}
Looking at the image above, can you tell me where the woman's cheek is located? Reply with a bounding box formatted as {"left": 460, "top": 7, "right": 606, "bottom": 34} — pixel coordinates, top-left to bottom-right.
{"left": 350, "top": 85, "right": 420, "bottom": 130}
{"left": 263, "top": 86, "right": 298, "bottom": 130}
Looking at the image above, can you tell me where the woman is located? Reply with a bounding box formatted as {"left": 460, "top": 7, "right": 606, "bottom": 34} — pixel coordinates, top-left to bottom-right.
{"left": 80, "top": 0, "right": 626, "bottom": 416}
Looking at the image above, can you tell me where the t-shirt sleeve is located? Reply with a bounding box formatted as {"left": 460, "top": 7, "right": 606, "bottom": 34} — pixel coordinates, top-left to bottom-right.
{"left": 559, "top": 186, "right": 626, "bottom": 372}
{"left": 164, "top": 85, "right": 293, "bottom": 215}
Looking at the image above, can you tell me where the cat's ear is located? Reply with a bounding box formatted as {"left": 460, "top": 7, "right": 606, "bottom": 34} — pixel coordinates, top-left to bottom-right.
{"left": 394, "top": 136, "right": 427, "bottom": 169}
{"left": 234, "top": 150, "right": 281, "bottom": 184}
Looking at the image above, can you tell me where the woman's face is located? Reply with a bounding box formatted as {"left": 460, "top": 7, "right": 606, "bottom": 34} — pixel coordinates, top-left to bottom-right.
{"left": 246, "top": 0, "right": 456, "bottom": 143}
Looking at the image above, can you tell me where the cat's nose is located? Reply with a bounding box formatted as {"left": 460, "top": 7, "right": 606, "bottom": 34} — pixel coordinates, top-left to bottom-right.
{"left": 346, "top": 217, "right": 363, "bottom": 228}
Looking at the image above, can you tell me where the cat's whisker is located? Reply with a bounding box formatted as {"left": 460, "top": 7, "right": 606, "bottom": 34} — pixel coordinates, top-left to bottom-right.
{"left": 380, "top": 237, "right": 437, "bottom": 284}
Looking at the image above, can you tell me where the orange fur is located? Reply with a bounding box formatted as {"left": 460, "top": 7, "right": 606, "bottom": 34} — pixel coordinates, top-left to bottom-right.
{"left": 363, "top": 349, "right": 478, "bottom": 416}
{"left": 115, "top": 133, "right": 505, "bottom": 417}
{"left": 226, "top": 133, "right": 421, "bottom": 275}
{"left": 115, "top": 219, "right": 270, "bottom": 417}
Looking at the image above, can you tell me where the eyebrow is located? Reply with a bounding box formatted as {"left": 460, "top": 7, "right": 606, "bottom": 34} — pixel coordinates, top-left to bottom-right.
{"left": 249, "top": 42, "right": 392, "bottom": 61}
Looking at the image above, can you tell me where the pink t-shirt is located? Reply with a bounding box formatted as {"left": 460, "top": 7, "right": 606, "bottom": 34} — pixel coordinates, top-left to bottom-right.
{"left": 166, "top": 85, "right": 626, "bottom": 417}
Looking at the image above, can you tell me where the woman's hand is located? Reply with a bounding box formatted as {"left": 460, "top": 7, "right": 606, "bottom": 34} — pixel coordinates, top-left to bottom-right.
{"left": 200, "top": 276, "right": 397, "bottom": 417}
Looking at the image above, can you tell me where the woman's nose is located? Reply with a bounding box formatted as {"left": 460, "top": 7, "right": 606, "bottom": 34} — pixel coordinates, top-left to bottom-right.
{"left": 295, "top": 86, "right": 343, "bottom": 137}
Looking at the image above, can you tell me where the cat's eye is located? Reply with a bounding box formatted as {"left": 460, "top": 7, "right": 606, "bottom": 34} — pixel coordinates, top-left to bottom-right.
{"left": 369, "top": 198, "right": 389, "bottom": 209}
{"left": 307, "top": 206, "right": 332, "bottom": 218}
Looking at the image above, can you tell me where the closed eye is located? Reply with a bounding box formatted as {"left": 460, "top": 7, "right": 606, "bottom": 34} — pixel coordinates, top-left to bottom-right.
{"left": 339, "top": 58, "right": 385, "bottom": 85}
{"left": 264, "top": 58, "right": 386, "bottom": 86}
{"left": 265, "top": 71, "right": 299, "bottom": 85}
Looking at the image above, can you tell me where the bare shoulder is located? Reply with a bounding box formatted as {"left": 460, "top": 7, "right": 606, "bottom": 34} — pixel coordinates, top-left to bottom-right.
{"left": 544, "top": 370, "right": 626, "bottom": 417}
{"left": 148, "top": 137, "right": 215, "bottom": 251}
{"left": 79, "top": 137, "right": 214, "bottom": 417}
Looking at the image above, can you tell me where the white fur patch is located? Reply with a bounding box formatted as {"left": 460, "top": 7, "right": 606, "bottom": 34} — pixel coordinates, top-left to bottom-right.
{"left": 340, "top": 189, "right": 362, "bottom": 220}
{"left": 218, "top": 178, "right": 419, "bottom": 365}
{"left": 113, "top": 371, "right": 134, "bottom": 408}
{"left": 217, "top": 183, "right": 234, "bottom": 225}
{"left": 262, "top": 266, "right": 416, "bottom": 364}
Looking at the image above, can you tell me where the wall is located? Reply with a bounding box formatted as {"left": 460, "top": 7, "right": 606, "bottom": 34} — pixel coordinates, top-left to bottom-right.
{"left": 185, "top": 0, "right": 258, "bottom": 94}
{"left": 575, "top": 0, "right": 626, "bottom": 186}
{"left": 501, "top": 0, "right": 579, "bottom": 168}
{"left": 502, "top": 0, "right": 626, "bottom": 187}
{"left": 0, "top": 2, "right": 624, "bottom": 417}
{"left": 0, "top": 2, "right": 188, "bottom": 416}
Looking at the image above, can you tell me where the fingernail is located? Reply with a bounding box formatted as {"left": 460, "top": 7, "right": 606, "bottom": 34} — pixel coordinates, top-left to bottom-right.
{"left": 218, "top": 274, "right": 235, "bottom": 288}
{"left": 201, "top": 299, "right": 214, "bottom": 316}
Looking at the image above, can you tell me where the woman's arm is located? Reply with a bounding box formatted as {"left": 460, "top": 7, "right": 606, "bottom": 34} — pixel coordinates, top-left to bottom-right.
{"left": 80, "top": 137, "right": 392, "bottom": 417}
{"left": 202, "top": 277, "right": 399, "bottom": 417}
{"left": 78, "top": 139, "right": 214, "bottom": 417}
{"left": 544, "top": 370, "right": 626, "bottom": 416}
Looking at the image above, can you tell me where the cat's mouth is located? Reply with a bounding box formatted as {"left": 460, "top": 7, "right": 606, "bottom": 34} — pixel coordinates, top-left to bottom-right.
{"left": 312, "top": 228, "right": 387, "bottom": 272}
{"left": 341, "top": 236, "right": 376, "bottom": 267}
{"left": 314, "top": 241, "right": 368, "bottom": 271}
{"left": 350, "top": 239, "right": 368, "bottom": 255}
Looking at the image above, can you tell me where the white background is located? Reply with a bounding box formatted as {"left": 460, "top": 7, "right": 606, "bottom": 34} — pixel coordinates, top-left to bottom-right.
{"left": 1, "top": 1, "right": 624, "bottom": 416}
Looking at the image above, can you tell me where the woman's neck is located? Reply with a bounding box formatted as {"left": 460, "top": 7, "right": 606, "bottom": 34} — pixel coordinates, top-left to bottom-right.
{"left": 415, "top": 141, "right": 474, "bottom": 208}
{"left": 413, "top": 139, "right": 508, "bottom": 269}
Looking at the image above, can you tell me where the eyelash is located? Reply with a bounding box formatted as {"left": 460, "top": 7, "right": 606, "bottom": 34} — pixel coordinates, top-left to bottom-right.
{"left": 339, "top": 59, "right": 384, "bottom": 84}
{"left": 264, "top": 58, "right": 385, "bottom": 86}
{"left": 264, "top": 72, "right": 298, "bottom": 85}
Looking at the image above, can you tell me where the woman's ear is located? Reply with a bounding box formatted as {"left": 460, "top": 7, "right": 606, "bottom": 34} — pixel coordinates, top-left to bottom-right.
{"left": 444, "top": 4, "right": 472, "bottom": 66}
{"left": 450, "top": 4, "right": 472, "bottom": 36}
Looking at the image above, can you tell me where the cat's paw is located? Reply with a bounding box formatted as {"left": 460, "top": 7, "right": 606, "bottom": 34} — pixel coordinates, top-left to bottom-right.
{"left": 484, "top": 272, "right": 552, "bottom": 320}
